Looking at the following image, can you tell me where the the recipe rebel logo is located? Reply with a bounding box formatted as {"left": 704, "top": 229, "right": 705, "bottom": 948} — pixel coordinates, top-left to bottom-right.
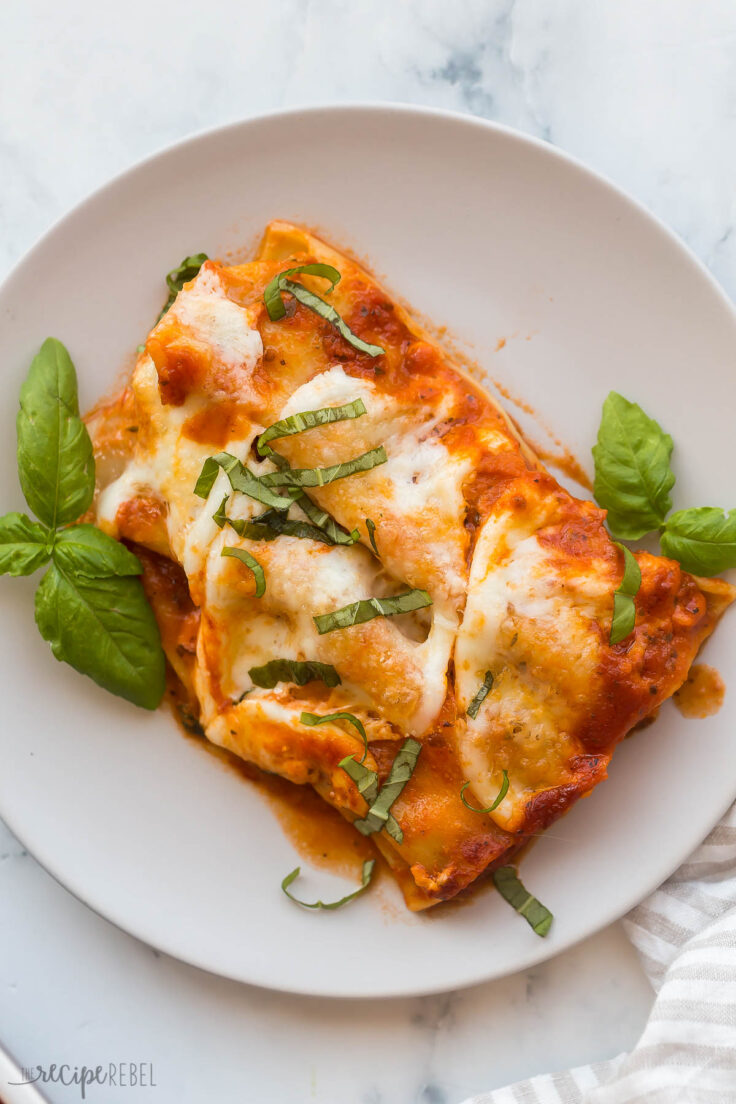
{"left": 9, "top": 1062, "right": 157, "bottom": 1098}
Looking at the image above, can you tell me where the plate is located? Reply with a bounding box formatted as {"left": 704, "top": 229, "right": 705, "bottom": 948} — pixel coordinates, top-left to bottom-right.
{"left": 1, "top": 105, "right": 734, "bottom": 998}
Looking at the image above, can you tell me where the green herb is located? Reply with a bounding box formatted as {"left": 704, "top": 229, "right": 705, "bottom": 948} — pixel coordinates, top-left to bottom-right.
{"left": 248, "top": 658, "right": 341, "bottom": 689}
{"left": 222, "top": 546, "right": 266, "bottom": 598}
{"left": 212, "top": 496, "right": 229, "bottom": 529}
{"left": 194, "top": 452, "right": 294, "bottom": 510}
{"left": 661, "top": 508, "right": 736, "bottom": 576}
{"left": 256, "top": 399, "right": 367, "bottom": 456}
{"left": 300, "top": 711, "right": 368, "bottom": 762}
{"left": 259, "top": 446, "right": 387, "bottom": 488}
{"left": 366, "top": 517, "right": 379, "bottom": 555}
{"left": 314, "top": 589, "right": 432, "bottom": 635}
{"left": 610, "top": 542, "right": 641, "bottom": 644}
{"left": 17, "top": 338, "right": 95, "bottom": 529}
{"left": 1, "top": 339, "right": 166, "bottom": 710}
{"left": 352, "top": 737, "right": 421, "bottom": 844}
{"left": 158, "top": 253, "right": 208, "bottom": 320}
{"left": 467, "top": 671, "right": 494, "bottom": 719}
{"left": 281, "top": 859, "right": 375, "bottom": 910}
{"left": 460, "top": 771, "right": 509, "bottom": 813}
{"left": 264, "top": 264, "right": 385, "bottom": 357}
{"left": 339, "top": 755, "right": 380, "bottom": 803}
{"left": 226, "top": 509, "right": 338, "bottom": 546}
{"left": 295, "top": 493, "right": 360, "bottom": 545}
{"left": 592, "top": 392, "right": 675, "bottom": 539}
{"left": 492, "top": 866, "right": 553, "bottom": 937}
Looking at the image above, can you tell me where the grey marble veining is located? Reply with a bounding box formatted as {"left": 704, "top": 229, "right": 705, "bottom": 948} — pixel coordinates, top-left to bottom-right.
{"left": 1, "top": 1, "right": 734, "bottom": 1101}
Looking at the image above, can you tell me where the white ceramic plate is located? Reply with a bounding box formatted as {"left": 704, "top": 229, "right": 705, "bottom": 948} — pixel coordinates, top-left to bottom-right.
{"left": 1, "top": 105, "right": 735, "bottom": 998}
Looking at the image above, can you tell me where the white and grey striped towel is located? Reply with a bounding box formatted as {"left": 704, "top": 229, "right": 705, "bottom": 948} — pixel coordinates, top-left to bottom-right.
{"left": 465, "top": 802, "right": 736, "bottom": 1104}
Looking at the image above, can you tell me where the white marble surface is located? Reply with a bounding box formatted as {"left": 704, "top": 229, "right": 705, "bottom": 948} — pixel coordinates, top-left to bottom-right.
{"left": 1, "top": 1, "right": 734, "bottom": 1101}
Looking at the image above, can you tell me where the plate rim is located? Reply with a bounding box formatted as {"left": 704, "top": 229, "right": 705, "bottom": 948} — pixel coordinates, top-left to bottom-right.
{"left": 1, "top": 102, "right": 735, "bottom": 998}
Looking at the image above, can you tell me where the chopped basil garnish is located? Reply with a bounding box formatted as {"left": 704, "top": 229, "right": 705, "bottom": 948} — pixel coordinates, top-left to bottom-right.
{"left": 314, "top": 589, "right": 432, "bottom": 636}
{"left": 158, "top": 253, "right": 208, "bottom": 320}
{"left": 460, "top": 771, "right": 509, "bottom": 814}
{"left": 228, "top": 509, "right": 333, "bottom": 545}
{"left": 300, "top": 710, "right": 368, "bottom": 762}
{"left": 351, "top": 737, "right": 421, "bottom": 844}
{"left": 281, "top": 858, "right": 375, "bottom": 910}
{"left": 194, "top": 452, "right": 294, "bottom": 510}
{"left": 259, "top": 445, "right": 387, "bottom": 488}
{"left": 493, "top": 867, "right": 553, "bottom": 938}
{"left": 366, "top": 517, "right": 379, "bottom": 555}
{"left": 264, "top": 264, "right": 385, "bottom": 357}
{"left": 609, "top": 543, "right": 641, "bottom": 645}
{"left": 296, "top": 493, "right": 360, "bottom": 545}
{"left": 248, "top": 659, "right": 341, "bottom": 689}
{"left": 257, "top": 399, "right": 367, "bottom": 456}
{"left": 339, "top": 755, "right": 380, "bottom": 804}
{"left": 212, "top": 495, "right": 229, "bottom": 529}
{"left": 467, "top": 671, "right": 494, "bottom": 719}
{"left": 222, "top": 546, "right": 266, "bottom": 598}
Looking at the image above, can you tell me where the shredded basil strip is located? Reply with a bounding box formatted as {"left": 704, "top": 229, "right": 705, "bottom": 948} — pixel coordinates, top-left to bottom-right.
{"left": 264, "top": 264, "right": 385, "bottom": 357}
{"left": 222, "top": 546, "right": 266, "bottom": 598}
{"left": 281, "top": 858, "right": 375, "bottom": 910}
{"left": 467, "top": 671, "right": 494, "bottom": 719}
{"left": 257, "top": 399, "right": 367, "bottom": 456}
{"left": 366, "top": 518, "right": 379, "bottom": 555}
{"left": 609, "top": 542, "right": 642, "bottom": 645}
{"left": 228, "top": 509, "right": 333, "bottom": 545}
{"left": 352, "top": 737, "right": 421, "bottom": 844}
{"left": 493, "top": 867, "right": 553, "bottom": 938}
{"left": 314, "top": 589, "right": 432, "bottom": 636}
{"left": 339, "top": 755, "right": 380, "bottom": 804}
{"left": 264, "top": 264, "right": 341, "bottom": 321}
{"left": 158, "top": 253, "right": 208, "bottom": 320}
{"left": 213, "top": 496, "right": 229, "bottom": 528}
{"left": 301, "top": 711, "right": 369, "bottom": 763}
{"left": 460, "top": 771, "right": 509, "bottom": 814}
{"left": 266, "top": 451, "right": 360, "bottom": 545}
{"left": 259, "top": 445, "right": 387, "bottom": 489}
{"left": 248, "top": 659, "right": 341, "bottom": 689}
{"left": 194, "top": 452, "right": 294, "bottom": 510}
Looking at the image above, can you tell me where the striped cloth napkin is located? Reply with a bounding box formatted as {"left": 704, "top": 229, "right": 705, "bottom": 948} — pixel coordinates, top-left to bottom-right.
{"left": 465, "top": 802, "right": 736, "bottom": 1104}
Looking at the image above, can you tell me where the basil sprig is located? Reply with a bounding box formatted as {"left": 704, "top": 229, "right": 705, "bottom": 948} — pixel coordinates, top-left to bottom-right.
{"left": 158, "top": 253, "right": 208, "bottom": 320}
{"left": 256, "top": 399, "right": 367, "bottom": 456}
{"left": 222, "top": 546, "right": 266, "bottom": 598}
{"left": 0, "top": 338, "right": 166, "bottom": 709}
{"left": 467, "top": 671, "right": 494, "bottom": 720}
{"left": 343, "top": 737, "right": 422, "bottom": 844}
{"left": 300, "top": 710, "right": 368, "bottom": 762}
{"left": 460, "top": 771, "right": 509, "bottom": 813}
{"left": 610, "top": 543, "right": 641, "bottom": 644}
{"left": 314, "top": 589, "right": 432, "bottom": 635}
{"left": 493, "top": 867, "right": 553, "bottom": 938}
{"left": 281, "top": 858, "right": 375, "bottom": 910}
{"left": 264, "top": 264, "right": 385, "bottom": 357}
{"left": 248, "top": 658, "right": 341, "bottom": 689}
{"left": 593, "top": 393, "right": 736, "bottom": 578}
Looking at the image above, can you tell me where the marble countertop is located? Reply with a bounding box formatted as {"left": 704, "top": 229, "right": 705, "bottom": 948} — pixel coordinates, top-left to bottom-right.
{"left": 1, "top": 1, "right": 734, "bottom": 1101}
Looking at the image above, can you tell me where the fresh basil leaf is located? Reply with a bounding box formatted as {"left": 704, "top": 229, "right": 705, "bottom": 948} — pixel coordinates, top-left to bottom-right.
{"left": 264, "top": 264, "right": 341, "bottom": 321}
{"left": 17, "top": 338, "right": 95, "bottom": 528}
{"left": 281, "top": 858, "right": 375, "bottom": 910}
{"left": 52, "top": 525, "right": 142, "bottom": 578}
{"left": 609, "top": 542, "right": 642, "bottom": 644}
{"left": 158, "top": 253, "right": 208, "bottom": 320}
{"left": 314, "top": 589, "right": 432, "bottom": 636}
{"left": 301, "top": 711, "right": 368, "bottom": 762}
{"left": 259, "top": 445, "right": 387, "bottom": 489}
{"left": 194, "top": 452, "right": 294, "bottom": 510}
{"left": 366, "top": 518, "right": 379, "bottom": 555}
{"left": 492, "top": 866, "right": 553, "bottom": 938}
{"left": 661, "top": 507, "right": 736, "bottom": 576}
{"left": 34, "top": 563, "right": 165, "bottom": 709}
{"left": 264, "top": 264, "right": 384, "bottom": 357}
{"left": 257, "top": 398, "right": 367, "bottom": 456}
{"left": 460, "top": 771, "right": 509, "bottom": 814}
{"left": 592, "top": 392, "right": 675, "bottom": 539}
{"left": 0, "top": 512, "right": 51, "bottom": 576}
{"left": 248, "top": 658, "right": 341, "bottom": 689}
{"left": 467, "top": 671, "right": 494, "bottom": 720}
{"left": 339, "top": 755, "right": 379, "bottom": 803}
{"left": 353, "top": 737, "right": 421, "bottom": 844}
{"left": 222, "top": 546, "right": 266, "bottom": 598}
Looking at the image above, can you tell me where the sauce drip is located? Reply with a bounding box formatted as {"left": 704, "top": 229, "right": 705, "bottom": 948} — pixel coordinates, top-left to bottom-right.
{"left": 674, "top": 664, "right": 725, "bottom": 719}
